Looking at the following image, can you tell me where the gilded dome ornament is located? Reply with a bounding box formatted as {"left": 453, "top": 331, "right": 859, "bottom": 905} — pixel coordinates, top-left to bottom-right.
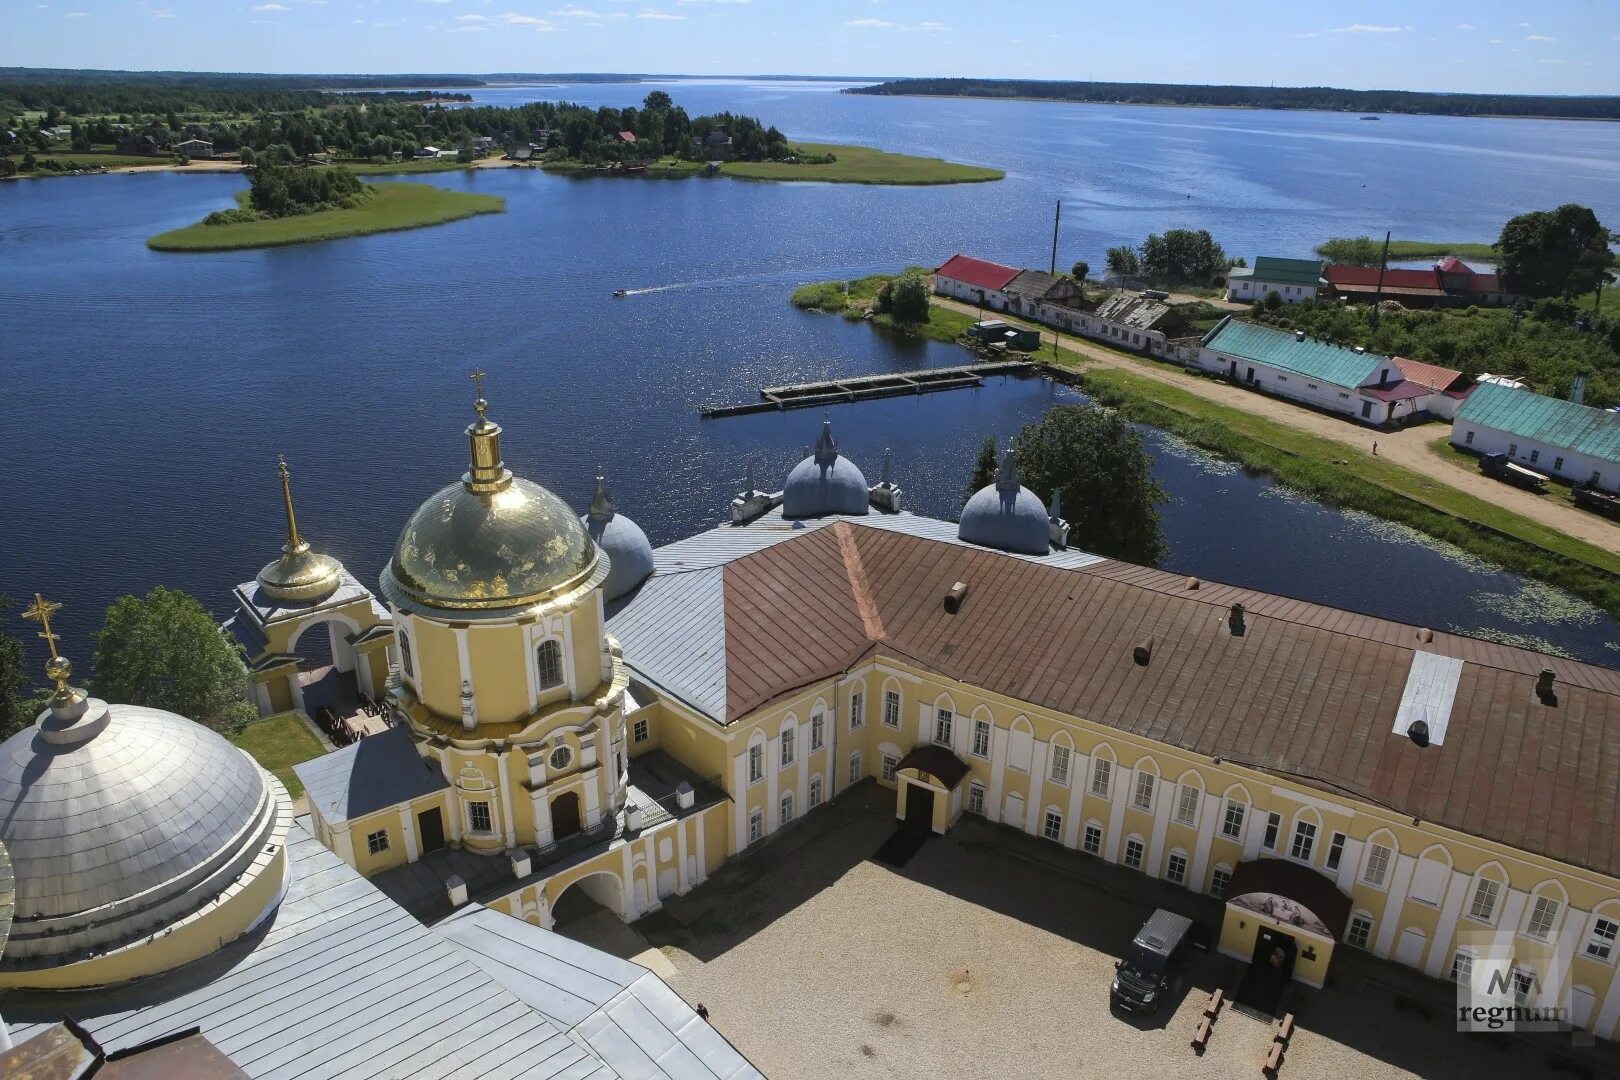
{"left": 383, "top": 373, "right": 602, "bottom": 615}
{"left": 255, "top": 456, "right": 343, "bottom": 603}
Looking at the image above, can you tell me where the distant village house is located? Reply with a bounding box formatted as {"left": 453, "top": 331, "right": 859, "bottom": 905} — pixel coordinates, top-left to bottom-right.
{"left": 1225, "top": 257, "right": 1325, "bottom": 305}
{"left": 175, "top": 139, "right": 214, "bottom": 159}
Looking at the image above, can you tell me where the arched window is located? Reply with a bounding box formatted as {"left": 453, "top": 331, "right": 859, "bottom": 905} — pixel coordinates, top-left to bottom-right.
{"left": 399, "top": 631, "right": 414, "bottom": 678}
{"left": 537, "top": 639, "right": 563, "bottom": 690}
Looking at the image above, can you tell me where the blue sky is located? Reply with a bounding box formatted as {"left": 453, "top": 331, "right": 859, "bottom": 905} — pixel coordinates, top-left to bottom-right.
{"left": 5, "top": 0, "right": 1618, "bottom": 94}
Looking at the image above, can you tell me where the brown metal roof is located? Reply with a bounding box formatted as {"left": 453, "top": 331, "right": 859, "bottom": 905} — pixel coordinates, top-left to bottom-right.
{"left": 721, "top": 523, "right": 1620, "bottom": 878}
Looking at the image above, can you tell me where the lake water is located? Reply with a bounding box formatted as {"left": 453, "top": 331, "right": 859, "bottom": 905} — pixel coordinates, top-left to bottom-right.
{"left": 2, "top": 80, "right": 1618, "bottom": 666}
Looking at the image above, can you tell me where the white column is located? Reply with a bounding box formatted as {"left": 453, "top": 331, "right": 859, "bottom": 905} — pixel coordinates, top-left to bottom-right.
{"left": 827, "top": 690, "right": 840, "bottom": 801}
{"left": 731, "top": 751, "right": 748, "bottom": 854}
{"left": 1105, "top": 766, "right": 1132, "bottom": 863}
{"left": 1424, "top": 869, "right": 1471, "bottom": 978}
{"left": 986, "top": 727, "right": 1008, "bottom": 824}
{"left": 495, "top": 750, "right": 516, "bottom": 849}
{"left": 620, "top": 844, "right": 637, "bottom": 920}
{"left": 583, "top": 775, "right": 601, "bottom": 828}
{"left": 522, "top": 622, "right": 538, "bottom": 709}
{"left": 1241, "top": 805, "right": 1266, "bottom": 861}
{"left": 1594, "top": 944, "right": 1620, "bottom": 1038}
{"left": 694, "top": 811, "right": 708, "bottom": 883}
{"left": 917, "top": 703, "right": 931, "bottom": 747}
{"left": 1336, "top": 838, "right": 1365, "bottom": 892}
{"left": 454, "top": 627, "right": 473, "bottom": 692}
{"left": 1025, "top": 740, "right": 1048, "bottom": 837}
{"left": 1189, "top": 795, "right": 1220, "bottom": 888}
{"left": 400, "top": 806, "right": 419, "bottom": 863}
{"left": 797, "top": 718, "right": 809, "bottom": 812}
{"left": 1374, "top": 855, "right": 1417, "bottom": 958}
{"left": 1498, "top": 889, "right": 1530, "bottom": 943}
{"left": 1555, "top": 909, "right": 1587, "bottom": 1009}
{"left": 675, "top": 818, "right": 689, "bottom": 893}
{"left": 532, "top": 788, "right": 554, "bottom": 846}
{"left": 1063, "top": 767, "right": 1085, "bottom": 849}
{"left": 766, "top": 735, "right": 780, "bottom": 830}
{"left": 1146, "top": 782, "right": 1174, "bottom": 878}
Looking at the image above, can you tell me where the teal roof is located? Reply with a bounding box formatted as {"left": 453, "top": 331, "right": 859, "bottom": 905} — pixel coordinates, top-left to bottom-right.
{"left": 1201, "top": 318, "right": 1385, "bottom": 388}
{"left": 1252, "top": 257, "right": 1325, "bottom": 286}
{"left": 1456, "top": 383, "right": 1620, "bottom": 464}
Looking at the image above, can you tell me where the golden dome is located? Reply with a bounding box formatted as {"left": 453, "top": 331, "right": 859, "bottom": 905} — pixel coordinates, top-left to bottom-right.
{"left": 257, "top": 457, "right": 342, "bottom": 603}
{"left": 382, "top": 376, "right": 600, "bottom": 613}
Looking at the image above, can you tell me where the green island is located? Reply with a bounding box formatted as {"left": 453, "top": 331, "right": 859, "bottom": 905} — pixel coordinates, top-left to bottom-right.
{"left": 149, "top": 165, "right": 503, "bottom": 252}
{"left": 1316, "top": 236, "right": 1498, "bottom": 264}
{"left": 3, "top": 80, "right": 998, "bottom": 186}
{"left": 794, "top": 269, "right": 1620, "bottom": 616}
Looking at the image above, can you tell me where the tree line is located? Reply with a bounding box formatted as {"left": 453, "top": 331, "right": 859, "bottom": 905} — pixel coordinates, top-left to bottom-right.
{"left": 847, "top": 78, "right": 1620, "bottom": 121}
{"left": 1104, "top": 228, "right": 1243, "bottom": 286}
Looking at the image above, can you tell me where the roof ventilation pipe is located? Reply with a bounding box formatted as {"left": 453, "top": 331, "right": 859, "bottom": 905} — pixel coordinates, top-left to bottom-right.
{"left": 1295, "top": 330, "right": 1306, "bottom": 341}
{"left": 676, "top": 781, "right": 695, "bottom": 810}
{"left": 446, "top": 875, "right": 468, "bottom": 908}
{"left": 510, "top": 848, "right": 532, "bottom": 879}
{"left": 944, "top": 581, "right": 969, "bottom": 614}
{"left": 1228, "top": 602, "right": 1246, "bottom": 636}
{"left": 1185, "top": 577, "right": 1200, "bottom": 590}
{"left": 1537, "top": 668, "right": 1558, "bottom": 704}
{"left": 1134, "top": 637, "right": 1154, "bottom": 666}
{"left": 1417, "top": 628, "right": 1434, "bottom": 643}
{"left": 1407, "top": 719, "right": 1431, "bottom": 747}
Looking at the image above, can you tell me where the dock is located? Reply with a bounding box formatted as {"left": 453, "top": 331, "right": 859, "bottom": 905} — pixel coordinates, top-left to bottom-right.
{"left": 700, "top": 360, "right": 1037, "bottom": 417}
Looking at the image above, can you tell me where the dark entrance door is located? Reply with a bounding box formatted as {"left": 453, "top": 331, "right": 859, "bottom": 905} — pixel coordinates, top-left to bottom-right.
{"left": 903, "top": 782, "right": 935, "bottom": 832}
{"left": 552, "top": 791, "right": 582, "bottom": 840}
{"left": 1246, "top": 366, "right": 1256, "bottom": 384}
{"left": 1236, "top": 926, "right": 1298, "bottom": 1016}
{"left": 418, "top": 806, "right": 446, "bottom": 853}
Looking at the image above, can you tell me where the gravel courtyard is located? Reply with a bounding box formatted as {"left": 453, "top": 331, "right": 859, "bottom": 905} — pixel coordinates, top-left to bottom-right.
{"left": 638, "top": 783, "right": 1609, "bottom": 1080}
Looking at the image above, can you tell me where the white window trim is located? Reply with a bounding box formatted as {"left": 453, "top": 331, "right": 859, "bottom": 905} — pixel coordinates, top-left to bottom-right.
{"left": 1220, "top": 798, "right": 1246, "bottom": 840}
{"left": 971, "top": 718, "right": 992, "bottom": 760}
{"left": 1585, "top": 914, "right": 1620, "bottom": 964}
{"left": 1465, "top": 875, "right": 1504, "bottom": 926}
{"left": 1175, "top": 784, "right": 1199, "bottom": 827}
{"left": 1521, "top": 893, "right": 1562, "bottom": 942}
{"left": 1362, "top": 841, "right": 1394, "bottom": 890}
{"left": 747, "top": 743, "right": 765, "bottom": 786}
{"left": 1049, "top": 743, "right": 1071, "bottom": 786}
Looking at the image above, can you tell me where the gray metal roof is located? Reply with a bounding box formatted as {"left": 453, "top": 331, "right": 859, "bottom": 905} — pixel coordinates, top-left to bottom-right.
{"left": 438, "top": 906, "right": 762, "bottom": 1080}
{"left": 293, "top": 724, "right": 449, "bottom": 826}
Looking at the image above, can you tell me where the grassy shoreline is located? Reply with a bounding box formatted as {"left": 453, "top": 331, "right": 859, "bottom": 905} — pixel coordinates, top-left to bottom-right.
{"left": 793, "top": 273, "right": 1620, "bottom": 613}
{"left": 547, "top": 141, "right": 1001, "bottom": 185}
{"left": 1315, "top": 238, "right": 1497, "bottom": 263}
{"left": 148, "top": 181, "right": 504, "bottom": 251}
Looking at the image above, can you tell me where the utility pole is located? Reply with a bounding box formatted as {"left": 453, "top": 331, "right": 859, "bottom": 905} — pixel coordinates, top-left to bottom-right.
{"left": 1050, "top": 200, "right": 1061, "bottom": 277}
{"left": 1370, "top": 230, "right": 1391, "bottom": 330}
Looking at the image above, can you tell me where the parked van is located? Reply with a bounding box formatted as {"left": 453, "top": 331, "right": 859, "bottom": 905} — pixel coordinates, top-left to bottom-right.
{"left": 1111, "top": 909, "right": 1194, "bottom": 1014}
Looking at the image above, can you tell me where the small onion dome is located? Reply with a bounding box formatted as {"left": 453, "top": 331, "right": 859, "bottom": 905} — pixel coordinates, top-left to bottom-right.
{"left": 583, "top": 472, "right": 654, "bottom": 602}
{"left": 958, "top": 442, "right": 1051, "bottom": 555}
{"left": 782, "top": 418, "right": 869, "bottom": 519}
{"left": 257, "top": 457, "right": 342, "bottom": 603}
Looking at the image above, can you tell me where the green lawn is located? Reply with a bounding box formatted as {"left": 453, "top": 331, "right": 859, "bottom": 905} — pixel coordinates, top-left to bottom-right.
{"left": 148, "top": 182, "right": 504, "bottom": 252}
{"left": 12, "top": 152, "right": 177, "bottom": 170}
{"left": 232, "top": 711, "right": 327, "bottom": 798}
{"left": 338, "top": 158, "right": 476, "bottom": 175}
{"left": 724, "top": 142, "right": 1002, "bottom": 185}
{"left": 792, "top": 270, "right": 978, "bottom": 343}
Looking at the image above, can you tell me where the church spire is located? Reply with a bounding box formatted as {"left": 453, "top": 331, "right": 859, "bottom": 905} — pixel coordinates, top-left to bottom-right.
{"left": 278, "top": 455, "right": 306, "bottom": 556}
{"left": 256, "top": 456, "right": 343, "bottom": 603}
{"left": 814, "top": 416, "right": 839, "bottom": 466}
{"left": 588, "top": 470, "right": 616, "bottom": 522}
{"left": 463, "top": 368, "right": 513, "bottom": 496}
{"left": 995, "top": 438, "right": 1022, "bottom": 492}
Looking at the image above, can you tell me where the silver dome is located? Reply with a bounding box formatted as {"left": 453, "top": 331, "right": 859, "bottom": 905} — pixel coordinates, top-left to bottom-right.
{"left": 0, "top": 698, "right": 279, "bottom": 967}
{"left": 583, "top": 473, "right": 655, "bottom": 601}
{"left": 958, "top": 446, "right": 1051, "bottom": 555}
{"left": 782, "top": 419, "right": 869, "bottom": 519}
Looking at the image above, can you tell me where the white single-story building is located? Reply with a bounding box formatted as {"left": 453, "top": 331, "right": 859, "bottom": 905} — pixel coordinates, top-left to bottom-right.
{"left": 1027, "top": 288, "right": 1181, "bottom": 356}
{"left": 934, "top": 253, "right": 1022, "bottom": 311}
{"left": 1226, "top": 256, "right": 1326, "bottom": 305}
{"left": 1452, "top": 383, "right": 1620, "bottom": 492}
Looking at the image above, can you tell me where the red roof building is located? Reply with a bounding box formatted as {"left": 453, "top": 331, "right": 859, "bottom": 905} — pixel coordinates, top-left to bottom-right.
{"left": 935, "top": 253, "right": 1022, "bottom": 293}
{"left": 617, "top": 131, "right": 637, "bottom": 143}
{"left": 1324, "top": 260, "right": 1518, "bottom": 308}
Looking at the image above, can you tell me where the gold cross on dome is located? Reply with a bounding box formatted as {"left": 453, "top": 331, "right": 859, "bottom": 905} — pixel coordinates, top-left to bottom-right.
{"left": 471, "top": 369, "right": 487, "bottom": 416}
{"left": 21, "top": 593, "right": 63, "bottom": 659}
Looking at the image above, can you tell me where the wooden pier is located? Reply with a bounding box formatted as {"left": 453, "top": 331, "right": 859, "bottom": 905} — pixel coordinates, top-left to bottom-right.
{"left": 700, "top": 360, "right": 1037, "bottom": 417}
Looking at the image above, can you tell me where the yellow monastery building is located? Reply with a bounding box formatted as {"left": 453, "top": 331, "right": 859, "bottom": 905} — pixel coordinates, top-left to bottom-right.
{"left": 217, "top": 380, "right": 1620, "bottom": 1044}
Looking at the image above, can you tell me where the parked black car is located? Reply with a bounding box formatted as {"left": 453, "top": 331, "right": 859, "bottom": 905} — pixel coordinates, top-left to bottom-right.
{"left": 1111, "top": 909, "right": 1194, "bottom": 1015}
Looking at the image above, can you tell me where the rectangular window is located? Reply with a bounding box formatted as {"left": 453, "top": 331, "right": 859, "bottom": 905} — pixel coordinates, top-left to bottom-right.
{"left": 1509, "top": 442, "right": 1519, "bottom": 457}
{"left": 1588, "top": 918, "right": 1620, "bottom": 962}
{"left": 1510, "top": 967, "right": 1534, "bottom": 1003}
{"left": 1221, "top": 800, "right": 1245, "bottom": 839}
{"left": 850, "top": 691, "right": 865, "bottom": 730}
{"left": 780, "top": 728, "right": 795, "bottom": 768}
{"left": 1526, "top": 895, "right": 1560, "bottom": 940}
{"left": 1132, "top": 772, "right": 1155, "bottom": 812}
{"left": 1289, "top": 821, "right": 1317, "bottom": 862}
{"left": 967, "top": 783, "right": 985, "bottom": 815}
{"left": 1451, "top": 951, "right": 1474, "bottom": 985}
{"left": 1176, "top": 785, "right": 1199, "bottom": 826}
{"left": 468, "top": 801, "right": 492, "bottom": 834}
{"left": 809, "top": 775, "right": 823, "bottom": 809}
{"left": 881, "top": 754, "right": 898, "bottom": 783}
{"left": 934, "top": 707, "right": 953, "bottom": 746}
{"left": 1325, "top": 832, "right": 1347, "bottom": 872}
{"left": 883, "top": 690, "right": 901, "bottom": 728}
{"left": 1091, "top": 758, "right": 1113, "bottom": 799}
{"left": 366, "top": 829, "right": 390, "bottom": 855}
{"left": 848, "top": 752, "right": 862, "bottom": 786}
{"left": 632, "top": 717, "right": 650, "bottom": 743}
{"left": 1123, "top": 838, "right": 1145, "bottom": 870}
{"left": 1554, "top": 456, "right": 1565, "bottom": 471}
{"left": 1530, "top": 449, "right": 1541, "bottom": 464}
{"left": 1050, "top": 744, "right": 1071, "bottom": 785}
{"left": 811, "top": 714, "right": 824, "bottom": 752}
{"left": 1347, "top": 914, "right": 1374, "bottom": 950}
{"left": 1262, "top": 812, "right": 1281, "bottom": 851}
{"left": 1210, "top": 867, "right": 1232, "bottom": 900}
{"left": 972, "top": 719, "right": 991, "bottom": 758}
{"left": 1469, "top": 878, "right": 1501, "bottom": 923}
{"left": 748, "top": 744, "right": 764, "bottom": 784}
{"left": 1083, "top": 823, "right": 1103, "bottom": 855}
{"left": 1364, "top": 843, "right": 1392, "bottom": 887}
{"left": 779, "top": 793, "right": 794, "bottom": 825}
{"left": 748, "top": 808, "right": 763, "bottom": 844}
{"left": 1166, "top": 853, "right": 1188, "bottom": 885}
{"left": 1464, "top": 430, "right": 1475, "bottom": 445}
{"left": 1043, "top": 810, "right": 1063, "bottom": 842}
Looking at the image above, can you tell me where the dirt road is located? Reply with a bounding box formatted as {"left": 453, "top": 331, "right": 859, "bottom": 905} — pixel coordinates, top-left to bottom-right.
{"left": 934, "top": 295, "right": 1620, "bottom": 555}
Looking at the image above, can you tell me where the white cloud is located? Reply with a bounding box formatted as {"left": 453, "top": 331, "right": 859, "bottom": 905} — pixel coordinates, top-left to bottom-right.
{"left": 1292, "top": 31, "right": 1319, "bottom": 39}
{"left": 65, "top": 9, "right": 89, "bottom": 15}
{"left": 846, "top": 17, "right": 891, "bottom": 27}
{"left": 1457, "top": 23, "right": 1473, "bottom": 31}
{"left": 551, "top": 4, "right": 623, "bottom": 16}
{"left": 1328, "top": 24, "right": 1403, "bottom": 33}
{"left": 500, "top": 12, "right": 558, "bottom": 28}
{"left": 1519, "top": 21, "right": 1531, "bottom": 28}
{"left": 455, "top": 11, "right": 487, "bottom": 19}
{"left": 448, "top": 23, "right": 485, "bottom": 30}
{"left": 636, "top": 9, "right": 686, "bottom": 19}
{"left": 250, "top": 2, "right": 288, "bottom": 9}
{"left": 677, "top": 0, "right": 749, "bottom": 4}
{"left": 918, "top": 20, "right": 947, "bottom": 30}
{"left": 1488, "top": 38, "right": 1503, "bottom": 44}
{"left": 1525, "top": 34, "right": 1556, "bottom": 42}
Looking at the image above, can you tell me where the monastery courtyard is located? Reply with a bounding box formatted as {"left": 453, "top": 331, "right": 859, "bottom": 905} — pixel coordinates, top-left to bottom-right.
{"left": 623, "top": 783, "right": 1608, "bottom": 1080}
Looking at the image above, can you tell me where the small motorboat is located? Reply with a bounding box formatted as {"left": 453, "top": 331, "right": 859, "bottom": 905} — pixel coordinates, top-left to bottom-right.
{"left": 613, "top": 289, "right": 628, "bottom": 298}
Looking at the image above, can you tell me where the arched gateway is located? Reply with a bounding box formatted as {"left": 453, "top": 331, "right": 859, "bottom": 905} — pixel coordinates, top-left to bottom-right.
{"left": 1219, "top": 858, "right": 1353, "bottom": 1013}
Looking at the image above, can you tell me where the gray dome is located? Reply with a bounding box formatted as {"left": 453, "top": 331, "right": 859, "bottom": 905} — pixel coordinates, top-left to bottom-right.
{"left": 583, "top": 473, "right": 655, "bottom": 601}
{"left": 782, "top": 419, "right": 869, "bottom": 519}
{"left": 0, "top": 697, "right": 279, "bottom": 967}
{"left": 958, "top": 446, "right": 1051, "bottom": 555}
